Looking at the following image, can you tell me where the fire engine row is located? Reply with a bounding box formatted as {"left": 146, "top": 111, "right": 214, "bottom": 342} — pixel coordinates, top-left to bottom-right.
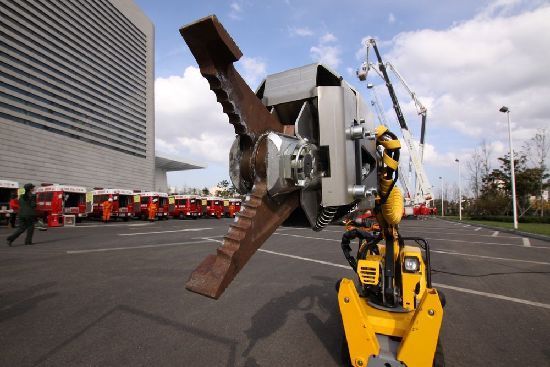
{"left": 0, "top": 181, "right": 242, "bottom": 227}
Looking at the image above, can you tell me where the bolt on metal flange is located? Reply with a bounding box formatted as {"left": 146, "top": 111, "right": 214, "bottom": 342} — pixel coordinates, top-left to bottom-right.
{"left": 345, "top": 125, "right": 365, "bottom": 140}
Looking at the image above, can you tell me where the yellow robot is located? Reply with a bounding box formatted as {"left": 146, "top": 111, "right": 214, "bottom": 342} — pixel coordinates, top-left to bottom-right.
{"left": 178, "top": 15, "right": 445, "bottom": 367}
{"left": 337, "top": 126, "right": 445, "bottom": 366}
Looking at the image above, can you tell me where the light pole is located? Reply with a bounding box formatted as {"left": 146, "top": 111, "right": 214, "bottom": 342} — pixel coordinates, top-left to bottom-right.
{"left": 499, "top": 106, "right": 518, "bottom": 230}
{"left": 439, "top": 176, "right": 444, "bottom": 216}
{"left": 455, "top": 159, "right": 461, "bottom": 221}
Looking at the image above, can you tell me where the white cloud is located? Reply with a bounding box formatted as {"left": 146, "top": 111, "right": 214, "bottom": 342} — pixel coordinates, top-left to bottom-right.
{"left": 155, "top": 66, "right": 234, "bottom": 166}
{"left": 320, "top": 32, "right": 337, "bottom": 43}
{"left": 399, "top": 140, "right": 460, "bottom": 169}
{"left": 229, "top": 2, "right": 243, "bottom": 20}
{"left": 362, "top": 2, "right": 550, "bottom": 160}
{"left": 476, "top": 0, "right": 546, "bottom": 19}
{"left": 155, "top": 137, "right": 179, "bottom": 155}
{"left": 310, "top": 45, "right": 341, "bottom": 69}
{"left": 236, "top": 56, "right": 267, "bottom": 89}
{"left": 310, "top": 32, "right": 341, "bottom": 69}
{"left": 388, "top": 13, "right": 396, "bottom": 24}
{"left": 177, "top": 133, "right": 234, "bottom": 163}
{"left": 230, "top": 2, "right": 241, "bottom": 12}
{"left": 355, "top": 36, "right": 394, "bottom": 61}
{"left": 289, "top": 26, "right": 314, "bottom": 37}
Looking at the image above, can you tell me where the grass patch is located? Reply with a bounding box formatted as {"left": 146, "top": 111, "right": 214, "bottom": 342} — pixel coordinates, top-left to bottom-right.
{"left": 439, "top": 216, "right": 550, "bottom": 236}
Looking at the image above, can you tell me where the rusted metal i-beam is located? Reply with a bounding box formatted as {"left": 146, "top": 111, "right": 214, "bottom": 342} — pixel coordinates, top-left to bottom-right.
{"left": 180, "top": 15, "right": 299, "bottom": 299}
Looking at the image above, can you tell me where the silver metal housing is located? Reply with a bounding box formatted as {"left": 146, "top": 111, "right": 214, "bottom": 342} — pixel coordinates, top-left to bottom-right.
{"left": 247, "top": 64, "right": 379, "bottom": 227}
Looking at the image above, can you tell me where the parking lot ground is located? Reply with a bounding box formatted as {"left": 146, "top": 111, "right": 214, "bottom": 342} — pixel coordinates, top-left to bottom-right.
{"left": 1, "top": 218, "right": 549, "bottom": 366}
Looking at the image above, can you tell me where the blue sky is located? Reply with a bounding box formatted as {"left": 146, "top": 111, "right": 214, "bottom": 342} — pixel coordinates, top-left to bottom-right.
{"left": 134, "top": 0, "right": 550, "bottom": 196}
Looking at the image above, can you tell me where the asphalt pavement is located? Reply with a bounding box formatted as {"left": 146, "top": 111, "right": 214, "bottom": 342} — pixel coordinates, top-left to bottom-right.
{"left": 1, "top": 217, "right": 549, "bottom": 366}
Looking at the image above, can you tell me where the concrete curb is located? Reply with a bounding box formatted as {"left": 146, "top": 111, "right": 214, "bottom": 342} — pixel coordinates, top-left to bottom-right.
{"left": 437, "top": 217, "right": 550, "bottom": 243}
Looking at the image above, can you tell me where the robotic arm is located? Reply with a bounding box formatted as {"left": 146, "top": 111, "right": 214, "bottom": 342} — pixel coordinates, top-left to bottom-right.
{"left": 181, "top": 16, "right": 399, "bottom": 300}
{"left": 180, "top": 19, "right": 444, "bottom": 366}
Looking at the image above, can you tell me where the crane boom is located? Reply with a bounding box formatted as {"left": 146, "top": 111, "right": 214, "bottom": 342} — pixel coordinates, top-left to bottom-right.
{"left": 384, "top": 63, "right": 429, "bottom": 203}
{"left": 361, "top": 39, "right": 433, "bottom": 203}
{"left": 385, "top": 62, "right": 428, "bottom": 161}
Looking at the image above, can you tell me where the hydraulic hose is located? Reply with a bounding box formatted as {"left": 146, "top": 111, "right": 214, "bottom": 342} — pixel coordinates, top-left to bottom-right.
{"left": 341, "top": 229, "right": 376, "bottom": 271}
{"left": 375, "top": 125, "right": 403, "bottom": 307}
{"left": 375, "top": 125, "right": 403, "bottom": 225}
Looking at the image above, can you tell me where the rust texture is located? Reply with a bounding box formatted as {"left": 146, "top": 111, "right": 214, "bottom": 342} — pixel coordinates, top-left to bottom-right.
{"left": 180, "top": 15, "right": 298, "bottom": 299}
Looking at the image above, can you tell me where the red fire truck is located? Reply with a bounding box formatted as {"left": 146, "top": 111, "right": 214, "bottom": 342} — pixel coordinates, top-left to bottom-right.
{"left": 138, "top": 192, "right": 169, "bottom": 220}
{"left": 91, "top": 189, "right": 135, "bottom": 221}
{"left": 0, "top": 180, "right": 19, "bottom": 224}
{"left": 199, "top": 197, "right": 208, "bottom": 218}
{"left": 204, "top": 196, "right": 224, "bottom": 219}
{"left": 226, "top": 198, "right": 242, "bottom": 218}
{"left": 36, "top": 184, "right": 88, "bottom": 227}
{"left": 169, "top": 194, "right": 201, "bottom": 219}
{"left": 413, "top": 203, "right": 437, "bottom": 217}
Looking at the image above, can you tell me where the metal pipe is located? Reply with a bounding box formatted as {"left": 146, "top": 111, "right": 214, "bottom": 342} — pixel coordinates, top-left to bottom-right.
{"left": 505, "top": 110, "right": 519, "bottom": 229}
{"left": 439, "top": 177, "right": 445, "bottom": 217}
{"left": 455, "top": 159, "right": 461, "bottom": 221}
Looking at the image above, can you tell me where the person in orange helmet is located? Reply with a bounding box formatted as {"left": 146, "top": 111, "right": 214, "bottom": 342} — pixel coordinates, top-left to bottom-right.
{"left": 102, "top": 198, "right": 113, "bottom": 223}
{"left": 147, "top": 198, "right": 158, "bottom": 222}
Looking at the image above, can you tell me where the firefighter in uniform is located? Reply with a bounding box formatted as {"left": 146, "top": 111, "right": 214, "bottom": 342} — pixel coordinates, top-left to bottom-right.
{"left": 6, "top": 183, "right": 37, "bottom": 246}
{"left": 102, "top": 198, "right": 113, "bottom": 222}
{"left": 148, "top": 198, "right": 158, "bottom": 222}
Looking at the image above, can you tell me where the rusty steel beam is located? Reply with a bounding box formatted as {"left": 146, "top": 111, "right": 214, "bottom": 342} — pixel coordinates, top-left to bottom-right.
{"left": 180, "top": 15, "right": 299, "bottom": 299}
{"left": 179, "top": 15, "right": 283, "bottom": 137}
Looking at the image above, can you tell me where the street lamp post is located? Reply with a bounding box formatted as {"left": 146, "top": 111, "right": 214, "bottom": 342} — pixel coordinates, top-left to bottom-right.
{"left": 499, "top": 106, "right": 518, "bottom": 230}
{"left": 439, "top": 176, "right": 444, "bottom": 216}
{"left": 455, "top": 159, "right": 461, "bottom": 221}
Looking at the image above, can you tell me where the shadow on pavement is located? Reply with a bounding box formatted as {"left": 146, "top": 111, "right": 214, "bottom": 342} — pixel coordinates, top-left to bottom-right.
{"left": 242, "top": 276, "right": 342, "bottom": 365}
{"left": 0, "top": 282, "right": 58, "bottom": 323}
{"left": 31, "top": 304, "right": 238, "bottom": 367}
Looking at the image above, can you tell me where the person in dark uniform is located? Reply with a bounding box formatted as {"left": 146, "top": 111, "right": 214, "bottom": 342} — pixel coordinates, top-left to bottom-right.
{"left": 6, "top": 183, "right": 37, "bottom": 246}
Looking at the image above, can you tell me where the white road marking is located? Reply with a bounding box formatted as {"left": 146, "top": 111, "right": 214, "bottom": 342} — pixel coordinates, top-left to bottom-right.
{"left": 200, "top": 237, "right": 223, "bottom": 244}
{"left": 424, "top": 237, "right": 549, "bottom": 250}
{"left": 522, "top": 238, "right": 531, "bottom": 247}
{"left": 278, "top": 227, "right": 344, "bottom": 234}
{"left": 432, "top": 283, "right": 550, "bottom": 310}
{"left": 431, "top": 249, "right": 550, "bottom": 266}
{"left": 283, "top": 226, "right": 523, "bottom": 240}
{"left": 275, "top": 231, "right": 550, "bottom": 251}
{"left": 72, "top": 223, "right": 153, "bottom": 228}
{"left": 463, "top": 225, "right": 471, "bottom": 228}
{"left": 274, "top": 232, "right": 340, "bottom": 242}
{"left": 256, "top": 248, "right": 550, "bottom": 310}
{"left": 474, "top": 227, "right": 482, "bottom": 231}
{"left": 492, "top": 231, "right": 499, "bottom": 237}
{"left": 118, "top": 228, "right": 212, "bottom": 236}
{"left": 258, "top": 249, "right": 349, "bottom": 269}
{"left": 66, "top": 240, "right": 210, "bottom": 254}
{"left": 274, "top": 232, "right": 550, "bottom": 265}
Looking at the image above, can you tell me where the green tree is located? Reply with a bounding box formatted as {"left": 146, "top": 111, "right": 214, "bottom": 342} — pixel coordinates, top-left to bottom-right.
{"left": 216, "top": 179, "right": 237, "bottom": 197}
{"left": 216, "top": 180, "right": 229, "bottom": 197}
{"left": 523, "top": 129, "right": 549, "bottom": 216}
{"left": 479, "top": 152, "right": 545, "bottom": 216}
{"left": 201, "top": 187, "right": 210, "bottom": 196}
